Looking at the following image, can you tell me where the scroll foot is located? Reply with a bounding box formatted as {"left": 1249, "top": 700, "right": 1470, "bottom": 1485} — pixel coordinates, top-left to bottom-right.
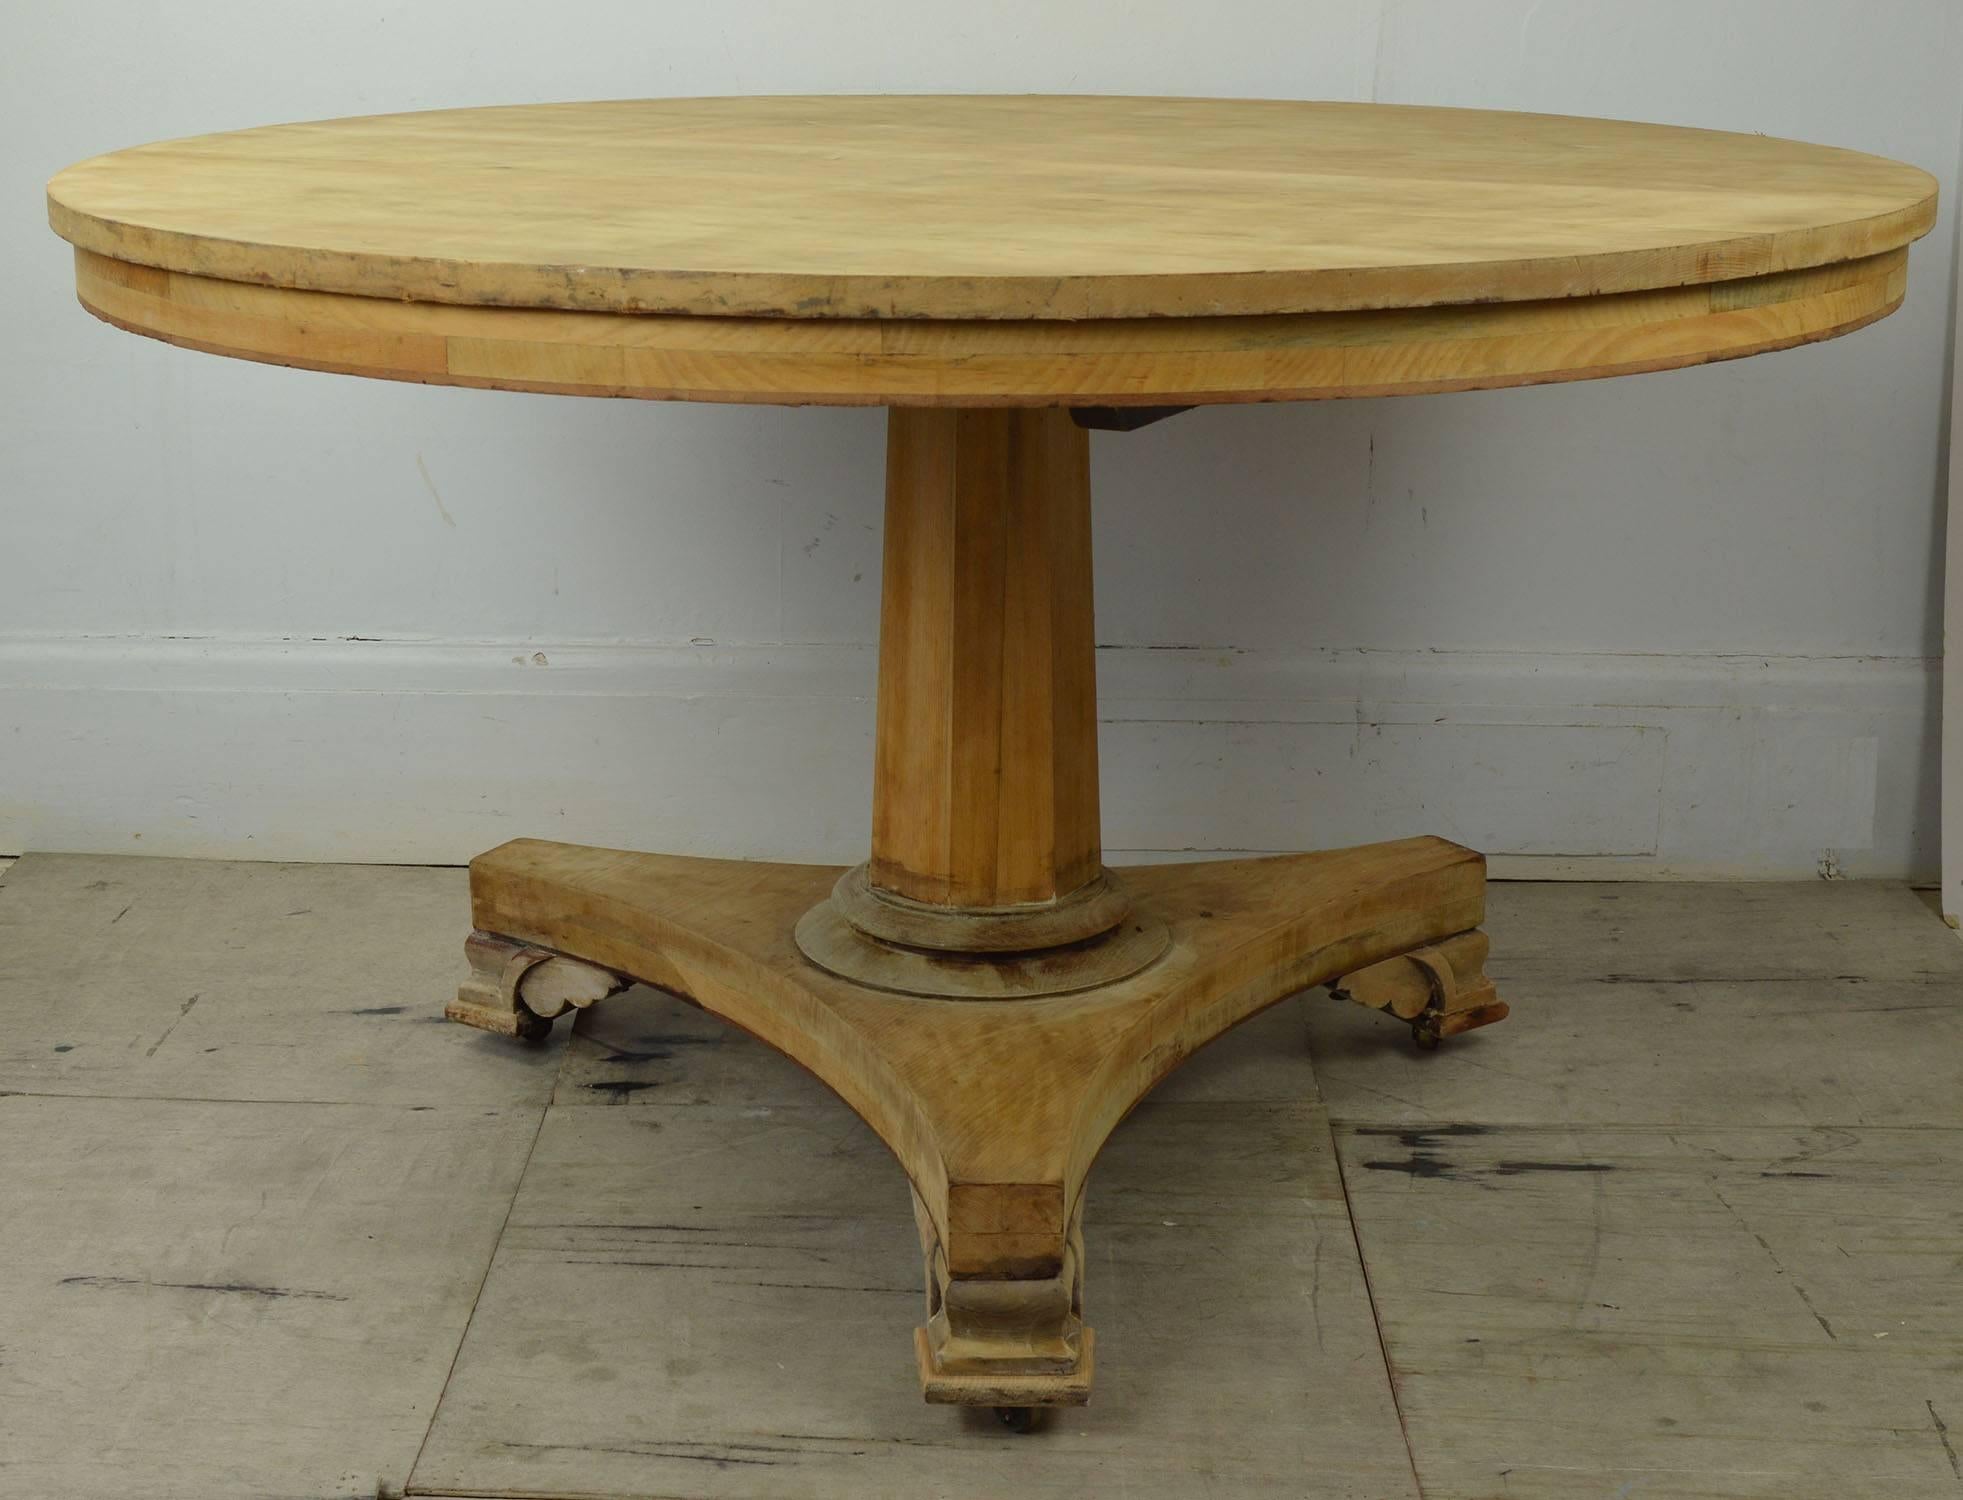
{"left": 446, "top": 930, "right": 630, "bottom": 1040}
{"left": 1327, "top": 929, "right": 1509, "bottom": 1048}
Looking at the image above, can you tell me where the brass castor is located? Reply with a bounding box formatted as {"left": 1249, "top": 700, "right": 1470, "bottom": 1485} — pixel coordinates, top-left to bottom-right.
{"left": 1325, "top": 932, "right": 1509, "bottom": 1051}
{"left": 511, "top": 1004, "right": 555, "bottom": 1043}
{"left": 994, "top": 1405, "right": 1039, "bottom": 1434}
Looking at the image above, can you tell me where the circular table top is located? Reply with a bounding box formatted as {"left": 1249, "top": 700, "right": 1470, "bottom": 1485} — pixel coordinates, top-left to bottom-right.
{"left": 48, "top": 96, "right": 1938, "bottom": 405}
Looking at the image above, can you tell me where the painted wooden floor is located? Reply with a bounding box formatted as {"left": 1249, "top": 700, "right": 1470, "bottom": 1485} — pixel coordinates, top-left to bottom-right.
{"left": 0, "top": 855, "right": 1958, "bottom": 1498}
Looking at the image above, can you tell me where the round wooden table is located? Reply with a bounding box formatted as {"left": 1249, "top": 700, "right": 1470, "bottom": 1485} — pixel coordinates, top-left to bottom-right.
{"left": 48, "top": 96, "right": 1937, "bottom": 1422}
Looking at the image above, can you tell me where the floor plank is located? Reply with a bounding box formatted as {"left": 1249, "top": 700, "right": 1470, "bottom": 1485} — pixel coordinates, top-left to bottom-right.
{"left": 411, "top": 1096, "right": 1416, "bottom": 1499}
{"left": 1315, "top": 880, "right": 1963, "bottom": 1499}
{"left": 0, "top": 853, "right": 562, "bottom": 1107}
{"left": 9, "top": 854, "right": 1959, "bottom": 1498}
{"left": 1485, "top": 880, "right": 1963, "bottom": 984}
{"left": 1336, "top": 1121, "right": 1963, "bottom": 1499}
{"left": 0, "top": 1092, "right": 540, "bottom": 1500}
{"left": 1307, "top": 881, "right": 1963, "bottom": 1128}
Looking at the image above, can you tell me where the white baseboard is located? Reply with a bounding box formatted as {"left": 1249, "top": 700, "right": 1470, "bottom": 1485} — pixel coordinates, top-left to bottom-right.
{"left": 0, "top": 635, "right": 1936, "bottom": 879}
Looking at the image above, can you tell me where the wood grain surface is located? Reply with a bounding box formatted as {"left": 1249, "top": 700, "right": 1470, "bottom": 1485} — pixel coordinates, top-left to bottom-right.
{"left": 48, "top": 96, "right": 1937, "bottom": 321}
{"left": 870, "top": 407, "right": 1101, "bottom": 909}
{"left": 68, "top": 244, "right": 1911, "bottom": 406}
{"left": 461, "top": 833, "right": 1493, "bottom": 1402}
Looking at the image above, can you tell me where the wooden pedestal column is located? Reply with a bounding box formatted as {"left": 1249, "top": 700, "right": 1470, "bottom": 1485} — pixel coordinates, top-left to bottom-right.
{"left": 796, "top": 408, "right": 1167, "bottom": 995}
{"left": 872, "top": 407, "right": 1102, "bottom": 915}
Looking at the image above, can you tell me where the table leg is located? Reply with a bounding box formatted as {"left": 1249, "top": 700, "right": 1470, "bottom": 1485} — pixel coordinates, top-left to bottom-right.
{"left": 445, "top": 405, "right": 1509, "bottom": 1415}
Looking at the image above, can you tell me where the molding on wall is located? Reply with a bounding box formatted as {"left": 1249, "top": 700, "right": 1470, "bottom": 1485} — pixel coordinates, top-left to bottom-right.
{"left": 0, "top": 634, "right": 1936, "bottom": 879}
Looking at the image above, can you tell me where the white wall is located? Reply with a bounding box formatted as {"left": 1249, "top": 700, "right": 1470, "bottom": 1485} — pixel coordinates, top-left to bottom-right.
{"left": 3, "top": 1, "right": 1957, "bottom": 877}
{"left": 1946, "top": 134, "right": 1963, "bottom": 925}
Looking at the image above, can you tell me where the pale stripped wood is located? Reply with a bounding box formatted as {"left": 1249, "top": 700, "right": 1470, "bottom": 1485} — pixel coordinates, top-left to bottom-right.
{"left": 463, "top": 832, "right": 1494, "bottom": 1401}
{"left": 1339, "top": 1122, "right": 1963, "bottom": 1499}
{"left": 73, "top": 244, "right": 1909, "bottom": 406}
{"left": 447, "top": 930, "right": 631, "bottom": 1038}
{"left": 0, "top": 852, "right": 557, "bottom": 1109}
{"left": 870, "top": 407, "right": 1101, "bottom": 909}
{"left": 0, "top": 1092, "right": 540, "bottom": 1500}
{"left": 793, "top": 893, "right": 1171, "bottom": 999}
{"left": 826, "top": 861, "right": 1137, "bottom": 954}
{"left": 47, "top": 97, "right": 1936, "bottom": 321}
